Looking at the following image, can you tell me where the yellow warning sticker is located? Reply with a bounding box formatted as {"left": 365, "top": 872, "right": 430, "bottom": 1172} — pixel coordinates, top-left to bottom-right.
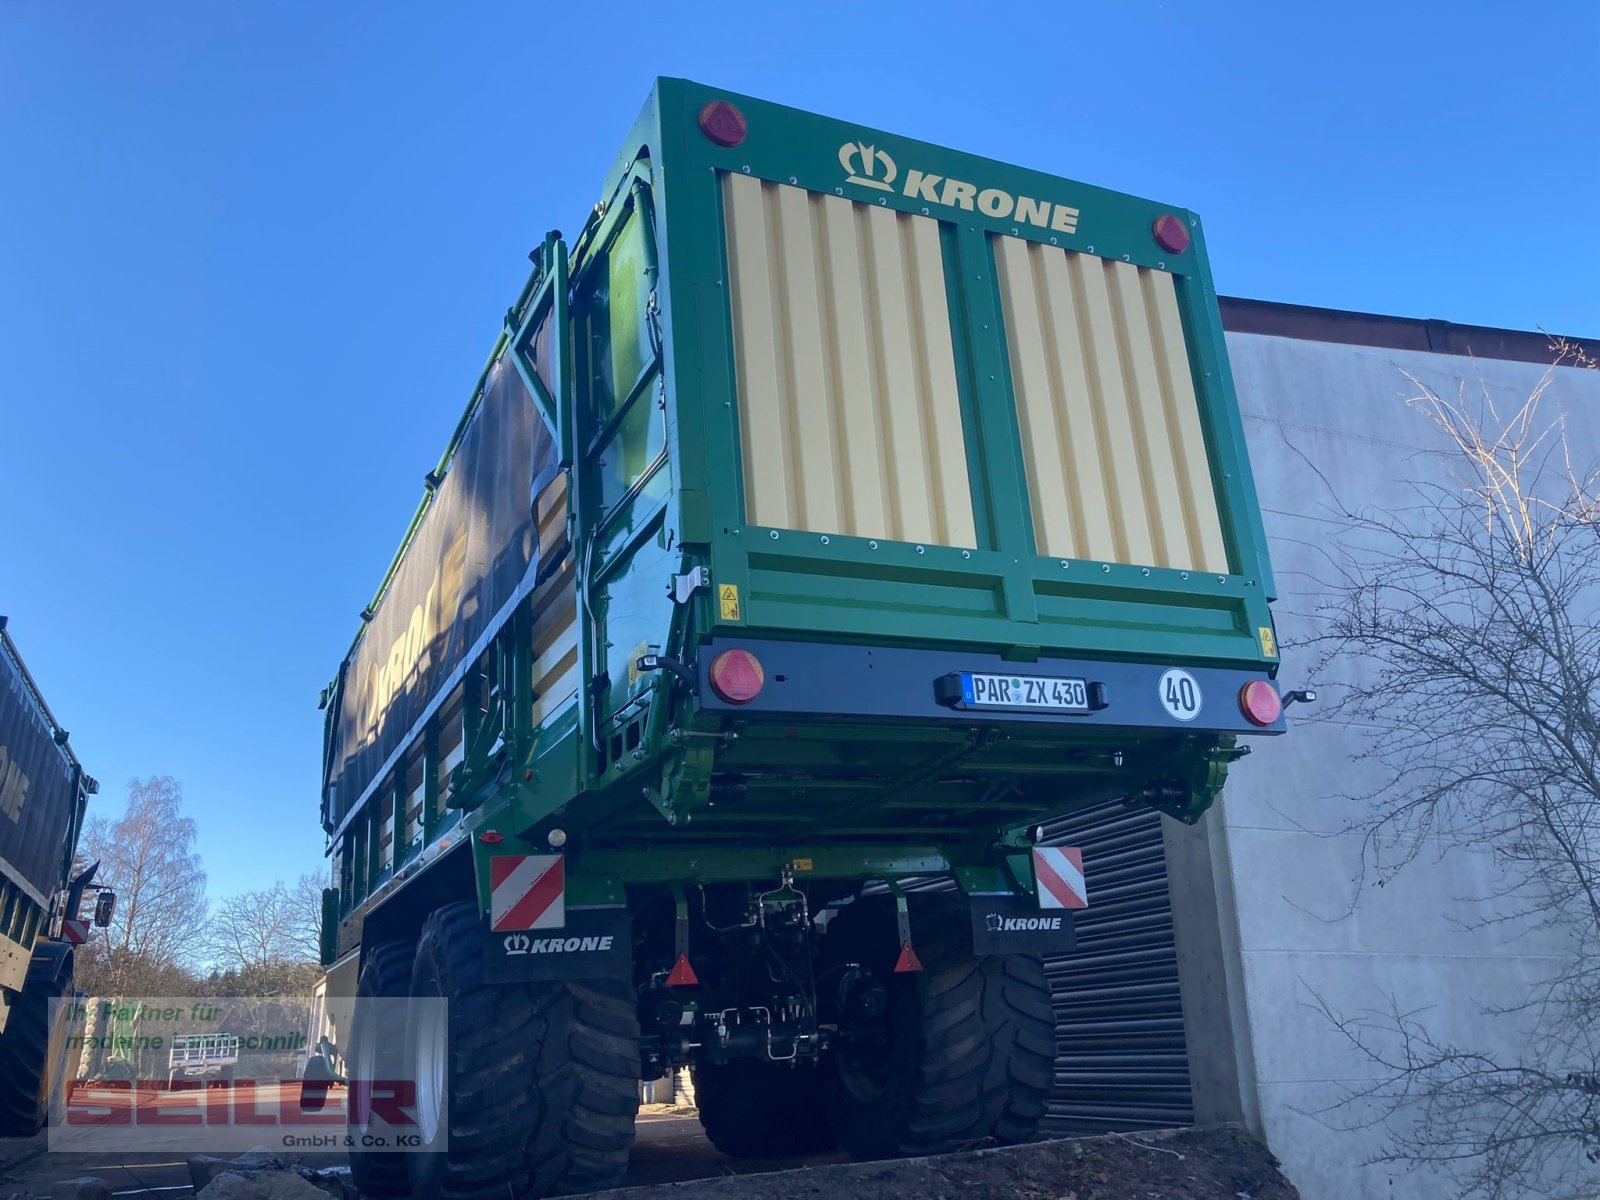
{"left": 719, "top": 584, "right": 741, "bottom": 621}
{"left": 1258, "top": 626, "right": 1277, "bottom": 657}
{"left": 791, "top": 858, "right": 814, "bottom": 872}
{"left": 626, "top": 641, "right": 649, "bottom": 685}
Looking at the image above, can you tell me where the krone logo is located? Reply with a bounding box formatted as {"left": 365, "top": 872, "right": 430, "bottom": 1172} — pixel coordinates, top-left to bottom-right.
{"left": 503, "top": 933, "right": 531, "bottom": 955}
{"left": 839, "top": 140, "right": 896, "bottom": 192}
{"left": 984, "top": 913, "right": 1063, "bottom": 933}
{"left": 834, "top": 137, "right": 1082, "bottom": 235}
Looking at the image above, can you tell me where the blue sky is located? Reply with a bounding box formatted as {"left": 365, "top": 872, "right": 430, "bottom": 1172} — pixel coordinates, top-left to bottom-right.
{"left": 3, "top": 1, "right": 1595, "bottom": 906}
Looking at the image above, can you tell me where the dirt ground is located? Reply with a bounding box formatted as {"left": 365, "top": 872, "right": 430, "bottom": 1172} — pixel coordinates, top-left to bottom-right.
{"left": 3, "top": 1115, "right": 1296, "bottom": 1200}
{"left": 593, "top": 1126, "right": 1299, "bottom": 1200}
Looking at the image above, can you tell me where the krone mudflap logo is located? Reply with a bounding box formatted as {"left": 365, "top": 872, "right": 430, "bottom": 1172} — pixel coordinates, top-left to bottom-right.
{"left": 985, "top": 912, "right": 1063, "bottom": 933}
{"left": 837, "top": 138, "right": 1082, "bottom": 234}
{"left": 503, "top": 932, "right": 617, "bottom": 956}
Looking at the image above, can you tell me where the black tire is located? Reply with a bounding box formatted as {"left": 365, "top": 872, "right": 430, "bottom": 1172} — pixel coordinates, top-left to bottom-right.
{"left": 821, "top": 896, "right": 1055, "bottom": 1158}
{"left": 299, "top": 1053, "right": 332, "bottom": 1113}
{"left": 692, "top": 1059, "right": 836, "bottom": 1158}
{"left": 0, "top": 947, "right": 73, "bottom": 1137}
{"left": 406, "top": 902, "right": 640, "bottom": 1200}
{"left": 348, "top": 940, "right": 416, "bottom": 1199}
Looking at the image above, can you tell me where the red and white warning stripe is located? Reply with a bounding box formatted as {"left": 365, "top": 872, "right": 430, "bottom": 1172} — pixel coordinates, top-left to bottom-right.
{"left": 1032, "top": 847, "right": 1088, "bottom": 910}
{"left": 61, "top": 919, "right": 91, "bottom": 945}
{"left": 489, "top": 854, "right": 566, "bottom": 932}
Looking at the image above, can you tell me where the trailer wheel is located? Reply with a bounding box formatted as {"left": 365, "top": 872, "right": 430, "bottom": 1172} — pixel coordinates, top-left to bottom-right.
{"left": 821, "top": 897, "right": 1056, "bottom": 1157}
{"left": 298, "top": 1053, "right": 333, "bottom": 1113}
{"left": 347, "top": 940, "right": 416, "bottom": 1199}
{"left": 692, "top": 1059, "right": 836, "bottom": 1158}
{"left": 0, "top": 947, "right": 74, "bottom": 1137}
{"left": 406, "top": 902, "right": 640, "bottom": 1200}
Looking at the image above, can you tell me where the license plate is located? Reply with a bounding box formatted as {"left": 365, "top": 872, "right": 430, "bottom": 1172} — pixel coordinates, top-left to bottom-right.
{"left": 953, "top": 672, "right": 1090, "bottom": 713}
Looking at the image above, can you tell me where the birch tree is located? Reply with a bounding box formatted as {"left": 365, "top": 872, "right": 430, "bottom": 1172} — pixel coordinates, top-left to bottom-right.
{"left": 77, "top": 775, "right": 207, "bottom": 996}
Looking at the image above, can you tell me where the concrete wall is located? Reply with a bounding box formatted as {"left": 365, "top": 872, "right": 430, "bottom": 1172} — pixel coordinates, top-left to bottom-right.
{"left": 1189, "top": 332, "right": 1600, "bottom": 1199}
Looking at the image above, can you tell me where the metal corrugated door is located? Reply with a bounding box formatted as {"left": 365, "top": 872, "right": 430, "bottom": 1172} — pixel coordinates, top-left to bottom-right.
{"left": 1037, "top": 799, "right": 1193, "bottom": 1134}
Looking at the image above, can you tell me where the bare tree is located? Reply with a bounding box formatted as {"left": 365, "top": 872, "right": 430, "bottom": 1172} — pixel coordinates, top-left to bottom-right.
{"left": 1308, "top": 345, "right": 1600, "bottom": 1199}
{"left": 207, "top": 873, "right": 324, "bottom": 973}
{"left": 289, "top": 871, "right": 327, "bottom": 963}
{"left": 78, "top": 776, "right": 208, "bottom": 997}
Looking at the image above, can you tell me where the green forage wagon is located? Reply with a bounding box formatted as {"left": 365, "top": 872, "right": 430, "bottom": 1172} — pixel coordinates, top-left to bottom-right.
{"left": 314, "top": 78, "right": 1288, "bottom": 1198}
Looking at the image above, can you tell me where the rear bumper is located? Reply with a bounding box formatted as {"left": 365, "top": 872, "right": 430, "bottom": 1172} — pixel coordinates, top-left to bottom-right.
{"left": 693, "top": 637, "right": 1286, "bottom": 735}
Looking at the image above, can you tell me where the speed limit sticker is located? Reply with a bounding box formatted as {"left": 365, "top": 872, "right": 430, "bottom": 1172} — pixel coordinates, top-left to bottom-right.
{"left": 1158, "top": 669, "right": 1202, "bottom": 721}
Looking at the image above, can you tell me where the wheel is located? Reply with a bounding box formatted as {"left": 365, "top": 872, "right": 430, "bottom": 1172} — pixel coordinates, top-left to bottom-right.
{"left": 820, "top": 896, "right": 1055, "bottom": 1158}
{"left": 0, "top": 947, "right": 74, "bottom": 1137}
{"left": 406, "top": 901, "right": 640, "bottom": 1199}
{"left": 692, "top": 1059, "right": 836, "bottom": 1158}
{"left": 299, "top": 1052, "right": 333, "bottom": 1113}
{"left": 348, "top": 940, "right": 416, "bottom": 1199}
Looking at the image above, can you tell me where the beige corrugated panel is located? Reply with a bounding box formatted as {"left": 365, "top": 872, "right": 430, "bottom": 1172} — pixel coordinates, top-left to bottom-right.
{"left": 529, "top": 562, "right": 578, "bottom": 730}
{"left": 722, "top": 173, "right": 976, "bottom": 548}
{"left": 535, "top": 471, "right": 568, "bottom": 560}
{"left": 994, "top": 237, "right": 1228, "bottom": 574}
{"left": 529, "top": 473, "right": 578, "bottom": 729}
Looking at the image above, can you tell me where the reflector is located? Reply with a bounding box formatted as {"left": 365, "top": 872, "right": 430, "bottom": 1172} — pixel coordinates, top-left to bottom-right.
{"left": 1239, "top": 679, "right": 1282, "bottom": 726}
{"left": 709, "top": 648, "right": 765, "bottom": 703}
{"left": 698, "top": 99, "right": 748, "bottom": 147}
{"left": 1153, "top": 213, "right": 1190, "bottom": 254}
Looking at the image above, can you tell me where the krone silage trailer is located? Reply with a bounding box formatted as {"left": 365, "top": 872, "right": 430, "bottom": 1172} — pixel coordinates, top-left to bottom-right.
{"left": 0, "top": 617, "right": 102, "bottom": 1136}
{"left": 316, "top": 79, "right": 1293, "bottom": 1199}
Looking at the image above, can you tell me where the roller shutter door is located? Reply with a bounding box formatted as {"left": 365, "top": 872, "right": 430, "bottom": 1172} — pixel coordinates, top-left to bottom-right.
{"left": 1037, "top": 799, "right": 1193, "bottom": 1134}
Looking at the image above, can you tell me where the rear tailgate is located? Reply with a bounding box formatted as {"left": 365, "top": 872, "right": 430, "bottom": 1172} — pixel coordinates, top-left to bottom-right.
{"left": 660, "top": 80, "right": 1276, "bottom": 670}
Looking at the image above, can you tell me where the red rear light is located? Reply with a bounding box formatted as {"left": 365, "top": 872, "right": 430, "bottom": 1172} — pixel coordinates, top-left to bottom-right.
{"left": 709, "top": 649, "right": 764, "bottom": 704}
{"left": 697, "top": 100, "right": 748, "bottom": 148}
{"left": 1239, "top": 680, "right": 1282, "bottom": 726}
{"left": 1152, "top": 213, "right": 1190, "bottom": 254}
